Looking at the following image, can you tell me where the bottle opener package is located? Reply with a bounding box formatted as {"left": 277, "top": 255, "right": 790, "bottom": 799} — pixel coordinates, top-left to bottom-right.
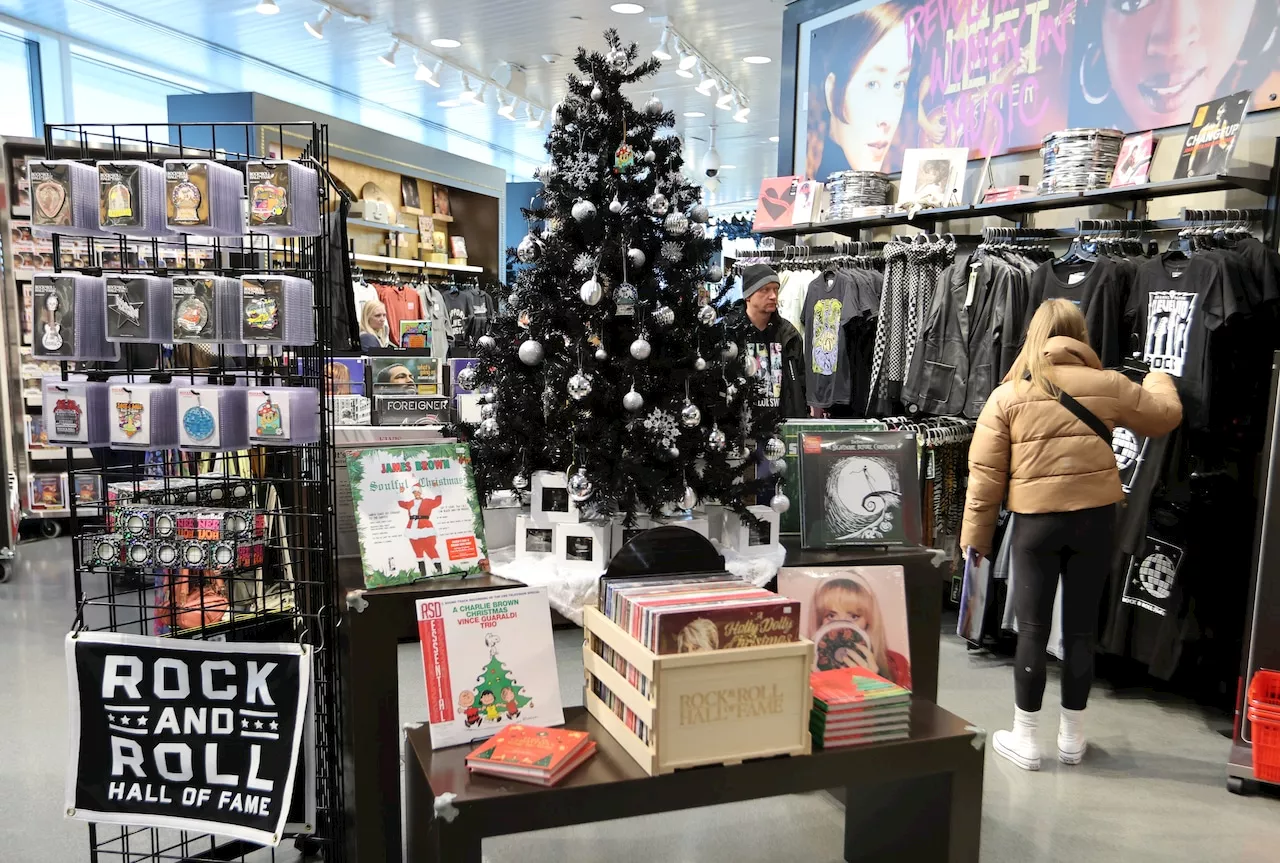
{"left": 246, "top": 387, "right": 320, "bottom": 445}
{"left": 246, "top": 160, "right": 320, "bottom": 237}
{"left": 239, "top": 274, "right": 316, "bottom": 345}
{"left": 42, "top": 377, "right": 111, "bottom": 446}
{"left": 177, "top": 385, "right": 249, "bottom": 451}
{"left": 164, "top": 159, "right": 244, "bottom": 236}
{"left": 171, "top": 276, "right": 240, "bottom": 342}
{"left": 98, "top": 161, "right": 170, "bottom": 237}
{"left": 31, "top": 273, "right": 119, "bottom": 361}
{"left": 28, "top": 159, "right": 106, "bottom": 237}
{"left": 106, "top": 275, "right": 173, "bottom": 342}
{"left": 108, "top": 382, "right": 179, "bottom": 450}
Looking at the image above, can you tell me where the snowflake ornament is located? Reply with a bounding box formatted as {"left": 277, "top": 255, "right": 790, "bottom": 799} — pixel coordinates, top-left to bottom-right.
{"left": 661, "top": 240, "right": 683, "bottom": 262}
{"left": 642, "top": 408, "right": 681, "bottom": 448}
{"left": 573, "top": 252, "right": 596, "bottom": 273}
{"left": 561, "top": 151, "right": 600, "bottom": 191}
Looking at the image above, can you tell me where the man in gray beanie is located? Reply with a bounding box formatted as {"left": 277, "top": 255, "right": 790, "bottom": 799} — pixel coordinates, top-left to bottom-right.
{"left": 737, "top": 263, "right": 805, "bottom": 419}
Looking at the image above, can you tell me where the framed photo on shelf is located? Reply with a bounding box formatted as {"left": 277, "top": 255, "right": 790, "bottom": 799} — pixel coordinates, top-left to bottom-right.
{"left": 449, "top": 236, "right": 467, "bottom": 259}
{"left": 1110, "top": 131, "right": 1155, "bottom": 188}
{"left": 400, "top": 175, "right": 422, "bottom": 212}
{"left": 899, "top": 148, "right": 968, "bottom": 208}
{"left": 432, "top": 185, "right": 451, "bottom": 217}
{"left": 431, "top": 230, "right": 448, "bottom": 255}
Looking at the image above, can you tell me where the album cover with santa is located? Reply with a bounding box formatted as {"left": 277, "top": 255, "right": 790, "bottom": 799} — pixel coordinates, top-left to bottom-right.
{"left": 344, "top": 443, "right": 489, "bottom": 588}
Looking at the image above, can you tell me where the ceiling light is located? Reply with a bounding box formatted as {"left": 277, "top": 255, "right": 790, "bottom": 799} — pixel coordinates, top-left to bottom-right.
{"left": 437, "top": 98, "right": 461, "bottom": 108}
{"left": 696, "top": 66, "right": 718, "bottom": 96}
{"left": 743, "top": 56, "right": 772, "bottom": 65}
{"left": 431, "top": 37, "right": 461, "bottom": 49}
{"left": 498, "top": 96, "right": 516, "bottom": 119}
{"left": 610, "top": 3, "right": 645, "bottom": 13}
{"left": 378, "top": 39, "right": 401, "bottom": 67}
{"left": 678, "top": 47, "right": 698, "bottom": 71}
{"left": 716, "top": 88, "right": 735, "bottom": 110}
{"left": 652, "top": 29, "right": 672, "bottom": 61}
{"left": 414, "top": 54, "right": 442, "bottom": 86}
{"left": 768, "top": 136, "right": 779, "bottom": 143}
{"left": 255, "top": 0, "right": 280, "bottom": 15}
{"left": 525, "top": 106, "right": 542, "bottom": 129}
{"left": 458, "top": 76, "right": 477, "bottom": 103}
{"left": 304, "top": 7, "right": 331, "bottom": 38}
{"left": 733, "top": 97, "right": 750, "bottom": 123}
{"left": 683, "top": 111, "right": 706, "bottom": 118}
{"left": 676, "top": 66, "right": 694, "bottom": 79}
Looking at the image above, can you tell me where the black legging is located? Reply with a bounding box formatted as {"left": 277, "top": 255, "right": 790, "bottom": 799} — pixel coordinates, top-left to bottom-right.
{"left": 1009, "top": 505, "right": 1115, "bottom": 712}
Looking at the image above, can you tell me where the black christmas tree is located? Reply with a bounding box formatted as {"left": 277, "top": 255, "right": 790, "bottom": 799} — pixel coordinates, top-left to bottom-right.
{"left": 465, "top": 30, "right": 779, "bottom": 521}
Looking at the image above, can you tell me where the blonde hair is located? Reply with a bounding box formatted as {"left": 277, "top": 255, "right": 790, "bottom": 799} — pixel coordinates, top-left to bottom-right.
{"left": 813, "top": 576, "right": 889, "bottom": 675}
{"left": 360, "top": 300, "right": 391, "bottom": 348}
{"left": 675, "top": 618, "right": 719, "bottom": 653}
{"left": 1008, "top": 299, "right": 1089, "bottom": 397}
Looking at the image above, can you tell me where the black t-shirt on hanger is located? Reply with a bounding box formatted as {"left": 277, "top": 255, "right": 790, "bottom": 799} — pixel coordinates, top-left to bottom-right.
{"left": 1025, "top": 256, "right": 1133, "bottom": 367}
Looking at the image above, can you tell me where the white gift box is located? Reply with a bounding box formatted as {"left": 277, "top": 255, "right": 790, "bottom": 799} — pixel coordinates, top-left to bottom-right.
{"left": 655, "top": 514, "right": 710, "bottom": 540}
{"left": 515, "top": 513, "right": 556, "bottom": 557}
{"left": 611, "top": 514, "right": 654, "bottom": 551}
{"left": 531, "top": 470, "right": 580, "bottom": 523}
{"left": 484, "top": 504, "right": 522, "bottom": 551}
{"left": 554, "top": 520, "right": 611, "bottom": 570}
{"left": 702, "top": 503, "right": 726, "bottom": 542}
{"left": 722, "top": 505, "right": 780, "bottom": 558}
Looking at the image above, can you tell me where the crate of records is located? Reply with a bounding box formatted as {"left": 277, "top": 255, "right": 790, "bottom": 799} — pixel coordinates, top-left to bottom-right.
{"left": 582, "top": 563, "right": 813, "bottom": 776}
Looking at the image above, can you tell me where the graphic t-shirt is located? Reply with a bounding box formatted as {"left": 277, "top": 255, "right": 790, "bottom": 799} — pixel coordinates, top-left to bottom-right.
{"left": 745, "top": 316, "right": 785, "bottom": 409}
{"left": 440, "top": 288, "right": 473, "bottom": 341}
{"left": 1026, "top": 257, "right": 1134, "bottom": 367}
{"left": 801, "top": 270, "right": 859, "bottom": 408}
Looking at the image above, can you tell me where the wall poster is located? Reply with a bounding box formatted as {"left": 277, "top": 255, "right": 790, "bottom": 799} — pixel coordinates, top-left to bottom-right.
{"left": 794, "top": 0, "right": 1280, "bottom": 179}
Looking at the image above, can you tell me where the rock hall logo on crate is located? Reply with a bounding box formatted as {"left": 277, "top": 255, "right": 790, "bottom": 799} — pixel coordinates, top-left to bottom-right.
{"left": 679, "top": 684, "right": 786, "bottom": 726}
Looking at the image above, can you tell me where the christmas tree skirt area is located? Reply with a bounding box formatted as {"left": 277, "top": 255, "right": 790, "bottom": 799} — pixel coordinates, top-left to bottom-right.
{"left": 487, "top": 539, "right": 785, "bottom": 626}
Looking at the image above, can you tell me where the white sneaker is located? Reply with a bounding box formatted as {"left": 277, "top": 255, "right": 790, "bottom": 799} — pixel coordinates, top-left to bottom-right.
{"left": 1058, "top": 736, "right": 1087, "bottom": 764}
{"left": 1058, "top": 707, "right": 1087, "bottom": 764}
{"left": 993, "top": 729, "right": 1042, "bottom": 771}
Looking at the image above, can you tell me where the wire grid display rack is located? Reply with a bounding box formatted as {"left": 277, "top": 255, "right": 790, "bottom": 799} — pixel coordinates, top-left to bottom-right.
{"left": 48, "top": 121, "right": 347, "bottom": 862}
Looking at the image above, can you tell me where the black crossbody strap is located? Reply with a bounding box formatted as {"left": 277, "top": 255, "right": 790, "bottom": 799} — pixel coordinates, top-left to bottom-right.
{"left": 1057, "top": 390, "right": 1112, "bottom": 443}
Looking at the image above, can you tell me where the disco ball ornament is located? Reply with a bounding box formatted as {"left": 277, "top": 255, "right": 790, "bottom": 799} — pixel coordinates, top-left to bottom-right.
{"left": 591, "top": 84, "right": 604, "bottom": 102}
{"left": 667, "top": 446, "right": 681, "bottom": 460}
{"left": 623, "top": 388, "right": 644, "bottom": 412}
{"left": 516, "top": 233, "right": 543, "bottom": 263}
{"left": 567, "top": 467, "right": 594, "bottom": 503}
{"left": 456, "top": 366, "right": 478, "bottom": 391}
{"left": 478, "top": 334, "right": 496, "bottom": 350}
{"left": 480, "top": 403, "right": 496, "bottom": 420}
{"left": 681, "top": 402, "right": 702, "bottom": 428}
{"left": 580, "top": 278, "right": 603, "bottom": 306}
{"left": 697, "top": 305, "right": 716, "bottom": 326}
{"left": 609, "top": 194, "right": 623, "bottom": 215}
{"left": 512, "top": 474, "right": 529, "bottom": 491}
{"left": 571, "top": 200, "right": 597, "bottom": 222}
{"left": 518, "top": 339, "right": 545, "bottom": 366}
{"left": 764, "top": 437, "right": 786, "bottom": 460}
{"left": 644, "top": 149, "right": 656, "bottom": 164}
{"left": 568, "top": 372, "right": 593, "bottom": 400}
{"left": 721, "top": 342, "right": 739, "bottom": 361}
{"left": 679, "top": 486, "right": 698, "bottom": 510}
{"left": 664, "top": 212, "right": 689, "bottom": 235}
{"left": 644, "top": 94, "right": 663, "bottom": 117}
{"left": 630, "top": 337, "right": 652, "bottom": 360}
{"left": 769, "top": 492, "right": 791, "bottom": 514}
{"left": 607, "top": 47, "right": 629, "bottom": 70}
{"left": 652, "top": 305, "right": 675, "bottom": 327}
{"left": 627, "top": 247, "right": 646, "bottom": 268}
{"left": 478, "top": 418, "right": 499, "bottom": 438}
{"left": 690, "top": 204, "right": 710, "bottom": 223}
{"left": 707, "top": 425, "right": 727, "bottom": 451}
{"left": 694, "top": 355, "right": 707, "bottom": 371}
{"left": 705, "top": 265, "right": 725, "bottom": 282}
{"left": 595, "top": 347, "right": 608, "bottom": 362}
{"left": 647, "top": 192, "right": 669, "bottom": 216}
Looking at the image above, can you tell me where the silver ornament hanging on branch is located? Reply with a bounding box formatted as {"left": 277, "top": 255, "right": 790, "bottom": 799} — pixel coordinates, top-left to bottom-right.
{"left": 651, "top": 305, "right": 675, "bottom": 327}
{"left": 644, "top": 148, "right": 656, "bottom": 164}
{"left": 591, "top": 84, "right": 604, "bottom": 101}
{"left": 694, "top": 354, "right": 708, "bottom": 371}
{"left": 764, "top": 437, "right": 786, "bottom": 460}
{"left": 623, "top": 387, "right": 644, "bottom": 412}
{"left": 644, "top": 93, "right": 664, "bottom": 117}
{"left": 567, "top": 467, "right": 594, "bottom": 502}
{"left": 456, "top": 366, "right": 479, "bottom": 391}
{"left": 595, "top": 347, "right": 608, "bottom": 362}
{"left": 664, "top": 211, "right": 689, "bottom": 235}
{"left": 609, "top": 194, "right": 624, "bottom": 214}
{"left": 721, "top": 342, "right": 739, "bottom": 361}
{"left": 518, "top": 339, "right": 545, "bottom": 366}
{"left": 627, "top": 247, "right": 646, "bottom": 268}
{"left": 478, "top": 417, "right": 499, "bottom": 438}
{"left": 681, "top": 402, "right": 702, "bottom": 428}
{"left": 478, "top": 334, "right": 496, "bottom": 350}
{"left": 769, "top": 492, "right": 791, "bottom": 514}
{"left": 771, "top": 458, "right": 787, "bottom": 475}
{"left": 571, "top": 199, "right": 597, "bottom": 222}
{"left": 705, "top": 264, "right": 725, "bottom": 282}
{"left": 689, "top": 204, "right": 710, "bottom": 224}
{"left": 512, "top": 473, "right": 529, "bottom": 491}
{"left": 661, "top": 240, "right": 683, "bottom": 261}
{"left": 568, "top": 372, "right": 593, "bottom": 400}
{"left": 630, "top": 337, "right": 652, "bottom": 360}
{"left": 707, "top": 425, "right": 727, "bottom": 451}
{"left": 647, "top": 192, "right": 669, "bottom": 216}
{"left": 480, "top": 403, "right": 496, "bottom": 420}
{"left": 679, "top": 486, "right": 698, "bottom": 510}
{"left": 607, "top": 47, "right": 629, "bottom": 70}
{"left": 697, "top": 304, "right": 716, "bottom": 326}
{"left": 516, "top": 234, "right": 543, "bottom": 263}
{"left": 580, "top": 278, "right": 603, "bottom": 306}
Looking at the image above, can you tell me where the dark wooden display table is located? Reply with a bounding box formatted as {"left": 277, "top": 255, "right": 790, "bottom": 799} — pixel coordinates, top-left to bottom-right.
{"left": 404, "top": 702, "right": 983, "bottom": 863}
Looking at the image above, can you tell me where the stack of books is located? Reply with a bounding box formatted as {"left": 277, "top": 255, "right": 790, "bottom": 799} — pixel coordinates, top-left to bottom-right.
{"left": 810, "top": 667, "right": 912, "bottom": 748}
{"left": 465, "top": 725, "right": 597, "bottom": 786}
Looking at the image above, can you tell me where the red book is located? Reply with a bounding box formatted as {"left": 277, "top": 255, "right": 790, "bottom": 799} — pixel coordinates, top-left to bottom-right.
{"left": 468, "top": 741, "right": 597, "bottom": 786}
{"left": 811, "top": 667, "right": 911, "bottom": 713}
{"left": 464, "top": 725, "right": 591, "bottom": 774}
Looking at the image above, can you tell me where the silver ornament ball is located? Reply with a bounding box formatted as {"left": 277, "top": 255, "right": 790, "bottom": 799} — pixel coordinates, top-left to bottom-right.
{"left": 512, "top": 474, "right": 529, "bottom": 491}
{"left": 679, "top": 486, "right": 698, "bottom": 510}
{"left": 478, "top": 334, "right": 496, "bottom": 350}
{"left": 707, "top": 426, "right": 727, "bottom": 451}
{"left": 667, "top": 446, "right": 681, "bottom": 460}
{"left": 664, "top": 212, "right": 689, "bottom": 235}
{"left": 518, "top": 339, "right": 545, "bottom": 366}
{"left": 480, "top": 403, "right": 497, "bottom": 420}
{"left": 764, "top": 437, "right": 786, "bottom": 460}
{"left": 769, "top": 493, "right": 791, "bottom": 514}
{"left": 478, "top": 418, "right": 499, "bottom": 438}
{"left": 721, "top": 342, "right": 739, "bottom": 361}
{"left": 591, "top": 84, "right": 603, "bottom": 102}
{"left": 456, "top": 366, "right": 479, "bottom": 391}
{"left": 516, "top": 233, "right": 542, "bottom": 263}
{"left": 694, "top": 355, "right": 708, "bottom": 371}
{"left": 507, "top": 292, "right": 519, "bottom": 308}
{"left": 647, "top": 192, "right": 669, "bottom": 216}
{"left": 571, "top": 199, "right": 597, "bottom": 222}
{"left": 623, "top": 388, "right": 644, "bottom": 412}
{"left": 681, "top": 402, "right": 702, "bottom": 428}
{"left": 580, "top": 278, "right": 603, "bottom": 306}
{"left": 627, "top": 247, "right": 646, "bottom": 268}
{"left": 697, "top": 305, "right": 716, "bottom": 326}
{"left": 706, "top": 265, "right": 724, "bottom": 282}
{"left": 609, "top": 195, "right": 623, "bottom": 214}
{"left": 607, "top": 47, "right": 629, "bottom": 70}
{"left": 568, "top": 372, "right": 593, "bottom": 400}
{"left": 652, "top": 305, "right": 675, "bottom": 327}
{"left": 644, "top": 149, "right": 656, "bottom": 164}
{"left": 567, "top": 467, "right": 594, "bottom": 503}
{"left": 595, "top": 347, "right": 608, "bottom": 362}
{"left": 644, "top": 94, "right": 664, "bottom": 117}
{"left": 630, "top": 338, "right": 652, "bottom": 360}
{"left": 690, "top": 204, "right": 710, "bottom": 224}
{"left": 771, "top": 458, "right": 787, "bottom": 475}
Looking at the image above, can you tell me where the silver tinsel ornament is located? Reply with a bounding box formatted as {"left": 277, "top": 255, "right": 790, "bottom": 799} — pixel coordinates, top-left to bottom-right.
{"left": 567, "top": 467, "right": 594, "bottom": 503}
{"left": 591, "top": 84, "right": 603, "bottom": 102}
{"left": 571, "top": 199, "right": 597, "bottom": 222}
{"left": 705, "top": 265, "right": 724, "bottom": 282}
{"left": 679, "top": 486, "right": 698, "bottom": 510}
{"left": 516, "top": 233, "right": 542, "bottom": 263}
{"left": 664, "top": 212, "right": 689, "bottom": 235}
{"left": 456, "top": 366, "right": 478, "bottom": 391}
{"left": 694, "top": 355, "right": 707, "bottom": 371}
{"left": 707, "top": 425, "right": 727, "bottom": 451}
{"left": 478, "top": 334, "right": 496, "bottom": 350}
{"left": 607, "top": 47, "right": 629, "bottom": 70}
{"left": 480, "top": 403, "right": 496, "bottom": 420}
{"left": 724, "top": 382, "right": 739, "bottom": 403}
{"left": 652, "top": 305, "right": 675, "bottom": 327}
{"left": 568, "top": 372, "right": 593, "bottom": 400}
{"left": 690, "top": 204, "right": 710, "bottom": 223}
{"left": 630, "top": 337, "right": 652, "bottom": 360}
{"left": 697, "top": 305, "right": 716, "bottom": 326}
{"left": 512, "top": 474, "right": 529, "bottom": 491}
{"left": 644, "top": 94, "right": 663, "bottom": 117}
{"left": 764, "top": 437, "right": 786, "bottom": 460}
{"left": 681, "top": 402, "right": 702, "bottom": 428}
{"left": 580, "top": 278, "right": 603, "bottom": 306}
{"left": 595, "top": 347, "right": 608, "bottom": 362}
{"left": 518, "top": 339, "right": 545, "bottom": 366}
{"left": 769, "top": 493, "right": 791, "bottom": 514}
{"left": 647, "top": 192, "right": 669, "bottom": 216}
{"left": 609, "top": 194, "right": 623, "bottom": 214}
{"left": 478, "top": 418, "right": 499, "bottom": 438}
{"left": 627, "top": 247, "right": 646, "bottom": 268}
{"left": 623, "top": 388, "right": 644, "bottom": 412}
{"left": 644, "top": 149, "right": 656, "bottom": 164}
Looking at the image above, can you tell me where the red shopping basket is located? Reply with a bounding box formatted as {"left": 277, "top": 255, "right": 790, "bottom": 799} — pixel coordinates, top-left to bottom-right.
{"left": 1248, "top": 670, "right": 1280, "bottom": 783}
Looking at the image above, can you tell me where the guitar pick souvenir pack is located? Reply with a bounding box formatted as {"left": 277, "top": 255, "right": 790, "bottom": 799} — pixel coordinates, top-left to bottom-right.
{"left": 164, "top": 159, "right": 244, "bottom": 236}
{"left": 31, "top": 274, "right": 119, "bottom": 361}
{"left": 171, "top": 276, "right": 240, "bottom": 342}
{"left": 106, "top": 275, "right": 173, "bottom": 342}
{"left": 246, "top": 160, "right": 320, "bottom": 237}
{"left": 239, "top": 275, "right": 316, "bottom": 345}
{"left": 98, "top": 161, "right": 169, "bottom": 236}
{"left": 108, "top": 382, "right": 178, "bottom": 450}
{"left": 177, "top": 385, "right": 249, "bottom": 451}
{"left": 27, "top": 160, "right": 105, "bottom": 237}
{"left": 42, "top": 377, "right": 111, "bottom": 446}
{"left": 247, "top": 387, "right": 321, "bottom": 445}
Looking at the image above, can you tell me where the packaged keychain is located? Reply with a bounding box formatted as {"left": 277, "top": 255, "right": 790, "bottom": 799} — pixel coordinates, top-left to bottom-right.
{"left": 246, "top": 387, "right": 321, "bottom": 445}
{"left": 177, "top": 385, "right": 249, "bottom": 452}
{"left": 246, "top": 160, "right": 320, "bottom": 237}
{"left": 43, "top": 377, "right": 110, "bottom": 446}
{"left": 28, "top": 160, "right": 106, "bottom": 237}
{"left": 239, "top": 275, "right": 316, "bottom": 345}
{"left": 109, "top": 382, "right": 178, "bottom": 450}
{"left": 106, "top": 275, "right": 173, "bottom": 342}
{"left": 164, "top": 159, "right": 244, "bottom": 236}
{"left": 98, "top": 161, "right": 169, "bottom": 237}
{"left": 32, "top": 274, "right": 118, "bottom": 361}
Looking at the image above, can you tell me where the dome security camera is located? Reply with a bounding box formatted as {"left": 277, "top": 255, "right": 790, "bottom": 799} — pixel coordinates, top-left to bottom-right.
{"left": 702, "top": 125, "right": 721, "bottom": 178}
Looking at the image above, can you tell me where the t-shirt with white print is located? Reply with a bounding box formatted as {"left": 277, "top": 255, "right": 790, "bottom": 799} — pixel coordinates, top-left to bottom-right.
{"left": 745, "top": 316, "right": 785, "bottom": 409}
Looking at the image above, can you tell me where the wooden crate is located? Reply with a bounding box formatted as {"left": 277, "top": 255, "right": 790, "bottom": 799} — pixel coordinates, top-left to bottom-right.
{"left": 582, "top": 606, "right": 812, "bottom": 776}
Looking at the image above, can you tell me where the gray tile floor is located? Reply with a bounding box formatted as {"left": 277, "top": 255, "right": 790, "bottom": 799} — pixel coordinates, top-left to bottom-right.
{"left": 5, "top": 537, "right": 1280, "bottom": 862}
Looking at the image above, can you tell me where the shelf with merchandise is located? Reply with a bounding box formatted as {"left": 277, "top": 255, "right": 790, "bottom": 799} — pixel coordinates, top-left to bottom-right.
{"left": 347, "top": 217, "right": 420, "bottom": 235}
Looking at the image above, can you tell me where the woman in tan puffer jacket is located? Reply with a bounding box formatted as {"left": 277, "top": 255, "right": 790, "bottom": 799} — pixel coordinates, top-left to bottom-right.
{"left": 961, "top": 299, "right": 1181, "bottom": 772}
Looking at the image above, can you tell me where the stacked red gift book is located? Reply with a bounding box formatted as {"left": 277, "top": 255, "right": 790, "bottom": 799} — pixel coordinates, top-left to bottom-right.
{"left": 810, "top": 667, "right": 912, "bottom": 748}
{"left": 465, "top": 725, "right": 597, "bottom": 786}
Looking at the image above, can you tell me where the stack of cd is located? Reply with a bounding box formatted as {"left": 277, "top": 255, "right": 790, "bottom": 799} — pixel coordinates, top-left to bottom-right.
{"left": 31, "top": 273, "right": 118, "bottom": 361}
{"left": 28, "top": 160, "right": 105, "bottom": 237}
{"left": 177, "top": 385, "right": 249, "bottom": 452}
{"left": 172, "top": 276, "right": 241, "bottom": 343}
{"left": 1038, "top": 128, "right": 1124, "bottom": 194}
{"left": 108, "top": 381, "right": 179, "bottom": 450}
{"left": 239, "top": 275, "right": 316, "bottom": 345}
{"left": 826, "top": 170, "right": 892, "bottom": 219}
{"left": 106, "top": 275, "right": 173, "bottom": 342}
{"left": 247, "top": 387, "right": 321, "bottom": 446}
{"left": 246, "top": 160, "right": 321, "bottom": 237}
{"left": 98, "top": 161, "right": 169, "bottom": 237}
{"left": 164, "top": 159, "right": 244, "bottom": 236}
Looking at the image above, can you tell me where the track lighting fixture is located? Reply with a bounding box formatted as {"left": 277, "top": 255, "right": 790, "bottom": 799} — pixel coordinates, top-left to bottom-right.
{"left": 696, "top": 65, "right": 717, "bottom": 96}
{"left": 652, "top": 28, "right": 672, "bottom": 61}
{"left": 498, "top": 96, "right": 517, "bottom": 119}
{"left": 716, "top": 88, "right": 735, "bottom": 110}
{"left": 304, "top": 7, "right": 331, "bottom": 38}
{"left": 733, "top": 97, "right": 750, "bottom": 123}
{"left": 256, "top": 0, "right": 280, "bottom": 15}
{"left": 379, "top": 39, "right": 401, "bottom": 67}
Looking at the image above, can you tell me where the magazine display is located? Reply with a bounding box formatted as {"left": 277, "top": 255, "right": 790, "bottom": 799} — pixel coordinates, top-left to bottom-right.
{"left": 798, "top": 431, "right": 920, "bottom": 549}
